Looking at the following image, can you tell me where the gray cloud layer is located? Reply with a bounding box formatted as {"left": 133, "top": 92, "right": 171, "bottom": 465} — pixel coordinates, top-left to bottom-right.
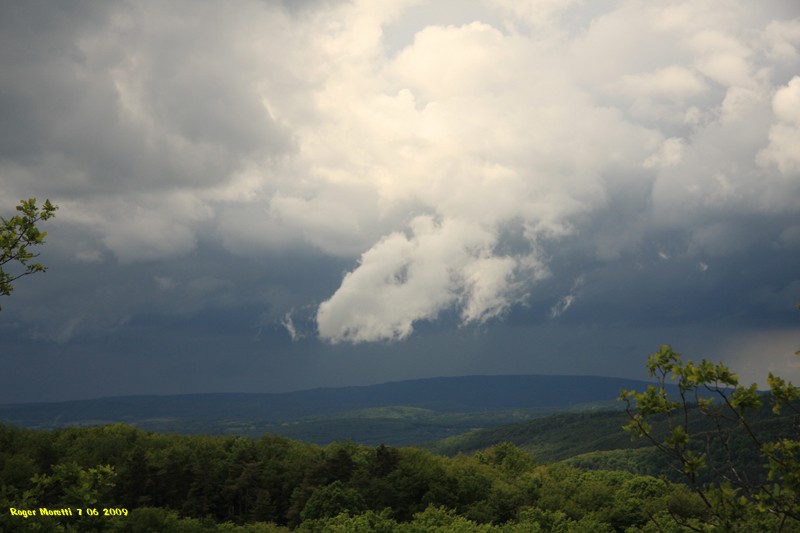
{"left": 1, "top": 0, "right": 799, "bottom": 400}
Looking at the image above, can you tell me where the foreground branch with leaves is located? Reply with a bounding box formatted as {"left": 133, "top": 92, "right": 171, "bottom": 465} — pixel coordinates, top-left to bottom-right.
{"left": 0, "top": 198, "right": 57, "bottom": 308}
{"left": 621, "top": 343, "right": 800, "bottom": 531}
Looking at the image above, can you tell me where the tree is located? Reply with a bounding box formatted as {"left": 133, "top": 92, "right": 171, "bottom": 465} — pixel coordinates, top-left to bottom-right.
{"left": 620, "top": 343, "right": 800, "bottom": 531}
{"left": 299, "top": 481, "right": 366, "bottom": 522}
{"left": 0, "top": 198, "right": 57, "bottom": 308}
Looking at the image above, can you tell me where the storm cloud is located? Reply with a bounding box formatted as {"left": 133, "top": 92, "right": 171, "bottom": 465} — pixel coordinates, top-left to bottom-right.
{"left": 1, "top": 0, "right": 798, "bottom": 401}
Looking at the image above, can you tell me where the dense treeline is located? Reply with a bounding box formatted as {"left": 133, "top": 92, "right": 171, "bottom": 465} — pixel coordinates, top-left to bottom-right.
{"left": 1, "top": 422, "right": 788, "bottom": 532}
{"left": 432, "top": 400, "right": 797, "bottom": 486}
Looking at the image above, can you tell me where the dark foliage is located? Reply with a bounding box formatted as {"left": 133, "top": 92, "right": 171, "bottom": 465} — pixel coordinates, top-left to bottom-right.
{"left": 0, "top": 422, "right": 710, "bottom": 532}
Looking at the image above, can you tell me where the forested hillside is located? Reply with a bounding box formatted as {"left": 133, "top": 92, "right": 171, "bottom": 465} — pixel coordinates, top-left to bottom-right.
{"left": 3, "top": 348, "right": 799, "bottom": 531}
{"left": 0, "top": 422, "right": 724, "bottom": 532}
{"left": 0, "top": 374, "right": 649, "bottom": 444}
{"left": 429, "top": 402, "right": 797, "bottom": 485}
{"left": 1, "top": 404, "right": 797, "bottom": 532}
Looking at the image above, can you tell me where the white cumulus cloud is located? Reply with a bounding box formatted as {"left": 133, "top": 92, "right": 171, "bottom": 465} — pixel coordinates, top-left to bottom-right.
{"left": 316, "top": 216, "right": 548, "bottom": 342}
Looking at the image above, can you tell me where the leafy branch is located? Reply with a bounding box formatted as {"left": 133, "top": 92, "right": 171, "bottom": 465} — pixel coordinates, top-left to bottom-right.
{"left": 0, "top": 198, "right": 58, "bottom": 306}
{"left": 620, "top": 343, "right": 800, "bottom": 531}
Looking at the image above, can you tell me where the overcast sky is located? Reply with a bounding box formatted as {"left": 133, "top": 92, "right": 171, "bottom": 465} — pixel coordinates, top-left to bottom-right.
{"left": 1, "top": 0, "right": 799, "bottom": 403}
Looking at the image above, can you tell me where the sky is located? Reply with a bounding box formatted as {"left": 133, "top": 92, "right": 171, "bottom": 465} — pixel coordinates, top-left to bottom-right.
{"left": 1, "top": 0, "right": 799, "bottom": 403}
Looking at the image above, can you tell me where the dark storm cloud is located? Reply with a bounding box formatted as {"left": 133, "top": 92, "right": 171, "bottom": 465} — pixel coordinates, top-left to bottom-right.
{"left": 1, "top": 0, "right": 799, "bottom": 402}
{"left": 0, "top": 1, "right": 293, "bottom": 193}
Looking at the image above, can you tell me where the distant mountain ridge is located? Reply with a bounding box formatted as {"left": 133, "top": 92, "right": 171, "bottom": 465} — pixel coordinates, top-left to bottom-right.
{"left": 1, "top": 374, "right": 650, "bottom": 418}
{"left": 0, "top": 374, "right": 671, "bottom": 444}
